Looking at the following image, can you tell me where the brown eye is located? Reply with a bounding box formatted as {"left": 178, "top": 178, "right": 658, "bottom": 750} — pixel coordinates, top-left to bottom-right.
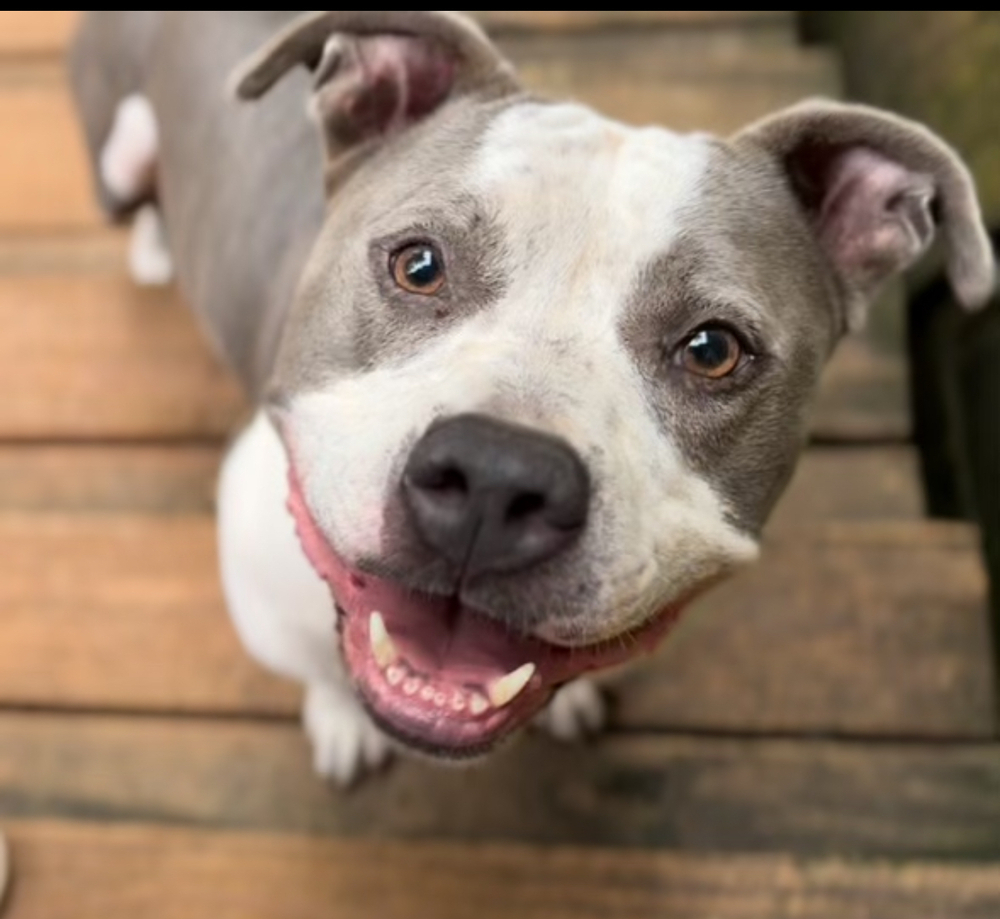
{"left": 678, "top": 327, "right": 744, "bottom": 380}
{"left": 391, "top": 243, "right": 447, "bottom": 296}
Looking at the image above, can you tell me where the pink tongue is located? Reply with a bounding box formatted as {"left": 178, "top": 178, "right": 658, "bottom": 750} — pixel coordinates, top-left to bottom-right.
{"left": 369, "top": 583, "right": 535, "bottom": 685}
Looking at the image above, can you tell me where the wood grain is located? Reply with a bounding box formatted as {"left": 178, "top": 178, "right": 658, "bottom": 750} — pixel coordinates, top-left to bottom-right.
{"left": 627, "top": 521, "right": 992, "bottom": 737}
{"left": 474, "top": 11, "right": 793, "bottom": 31}
{"left": 0, "top": 12, "right": 794, "bottom": 56}
{"left": 0, "top": 445, "right": 221, "bottom": 514}
{"left": 0, "top": 32, "right": 836, "bottom": 230}
{"left": 0, "top": 75, "right": 101, "bottom": 230}
{"left": 0, "top": 272, "right": 246, "bottom": 440}
{"left": 0, "top": 514, "right": 300, "bottom": 718}
{"left": 4, "top": 722, "right": 1000, "bottom": 861}
{"left": 0, "top": 11, "right": 77, "bottom": 56}
{"left": 0, "top": 514, "right": 988, "bottom": 737}
{"left": 8, "top": 821, "right": 1000, "bottom": 919}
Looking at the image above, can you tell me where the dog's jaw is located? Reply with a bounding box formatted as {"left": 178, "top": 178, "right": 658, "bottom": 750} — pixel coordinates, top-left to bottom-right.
{"left": 287, "top": 468, "right": 691, "bottom": 758}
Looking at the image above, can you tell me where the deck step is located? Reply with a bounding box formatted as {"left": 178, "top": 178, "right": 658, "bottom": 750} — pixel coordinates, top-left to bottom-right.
{"left": 0, "top": 11, "right": 799, "bottom": 57}
{"left": 6, "top": 718, "right": 1000, "bottom": 858}
{"left": 6, "top": 821, "right": 1000, "bottom": 919}
{"left": 0, "top": 270, "right": 244, "bottom": 441}
{"left": 0, "top": 510, "right": 988, "bottom": 739}
{"left": 0, "top": 37, "right": 838, "bottom": 231}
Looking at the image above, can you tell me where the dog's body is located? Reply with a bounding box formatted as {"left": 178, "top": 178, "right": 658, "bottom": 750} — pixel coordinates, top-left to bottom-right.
{"left": 71, "top": 11, "right": 995, "bottom": 784}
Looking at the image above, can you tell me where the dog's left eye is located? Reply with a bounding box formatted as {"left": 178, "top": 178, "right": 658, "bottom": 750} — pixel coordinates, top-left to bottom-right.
{"left": 677, "top": 326, "right": 745, "bottom": 380}
{"left": 391, "top": 243, "right": 447, "bottom": 296}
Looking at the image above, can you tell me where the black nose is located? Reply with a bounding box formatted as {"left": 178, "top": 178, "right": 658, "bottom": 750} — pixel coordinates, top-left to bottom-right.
{"left": 403, "top": 415, "right": 591, "bottom": 579}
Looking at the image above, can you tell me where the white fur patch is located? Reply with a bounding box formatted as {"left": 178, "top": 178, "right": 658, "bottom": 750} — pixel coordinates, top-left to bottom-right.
{"left": 304, "top": 682, "right": 393, "bottom": 786}
{"left": 100, "top": 93, "right": 159, "bottom": 203}
{"left": 129, "top": 204, "right": 175, "bottom": 286}
{"left": 218, "top": 414, "right": 341, "bottom": 687}
{"left": 535, "top": 679, "right": 608, "bottom": 743}
{"left": 287, "top": 102, "right": 758, "bottom": 645}
{"left": 219, "top": 414, "right": 396, "bottom": 783}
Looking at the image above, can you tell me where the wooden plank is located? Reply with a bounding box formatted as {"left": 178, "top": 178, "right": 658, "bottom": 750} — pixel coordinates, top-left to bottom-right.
{"left": 0, "top": 515, "right": 300, "bottom": 718}
{"left": 0, "top": 514, "right": 989, "bottom": 737}
{"left": 0, "top": 74, "right": 102, "bottom": 231}
{"left": 473, "top": 11, "right": 794, "bottom": 31}
{"left": 0, "top": 446, "right": 221, "bottom": 514}
{"left": 7, "top": 822, "right": 1000, "bottom": 919}
{"left": 0, "top": 444, "right": 925, "bottom": 520}
{"left": 504, "top": 35, "right": 839, "bottom": 134}
{"left": 812, "top": 286, "right": 911, "bottom": 442}
{"left": 0, "top": 228, "right": 124, "bottom": 275}
{"left": 5, "top": 719, "right": 1000, "bottom": 862}
{"left": 625, "top": 522, "right": 992, "bottom": 737}
{"left": 0, "top": 12, "right": 794, "bottom": 57}
{"left": 0, "top": 272, "right": 246, "bottom": 441}
{"left": 0, "top": 11, "right": 77, "bottom": 56}
{"left": 768, "top": 447, "right": 924, "bottom": 531}
{"left": 0, "top": 35, "right": 837, "bottom": 231}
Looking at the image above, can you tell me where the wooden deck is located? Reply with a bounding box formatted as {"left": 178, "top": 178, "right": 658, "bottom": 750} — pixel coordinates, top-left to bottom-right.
{"left": 1, "top": 11, "right": 998, "bottom": 918}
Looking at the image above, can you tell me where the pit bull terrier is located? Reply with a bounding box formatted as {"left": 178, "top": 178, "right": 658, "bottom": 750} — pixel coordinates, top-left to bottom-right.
{"left": 70, "top": 11, "right": 995, "bottom": 785}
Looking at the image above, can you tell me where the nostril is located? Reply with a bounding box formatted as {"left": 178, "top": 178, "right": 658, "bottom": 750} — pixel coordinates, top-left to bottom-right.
{"left": 421, "top": 466, "right": 469, "bottom": 497}
{"left": 507, "top": 492, "right": 546, "bottom": 524}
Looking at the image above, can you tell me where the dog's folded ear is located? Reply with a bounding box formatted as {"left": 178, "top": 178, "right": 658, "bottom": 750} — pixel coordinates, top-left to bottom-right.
{"left": 734, "top": 99, "right": 996, "bottom": 331}
{"left": 232, "top": 11, "right": 519, "bottom": 170}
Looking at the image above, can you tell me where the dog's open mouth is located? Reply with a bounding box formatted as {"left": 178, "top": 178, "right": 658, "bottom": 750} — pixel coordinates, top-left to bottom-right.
{"left": 289, "top": 475, "right": 687, "bottom": 758}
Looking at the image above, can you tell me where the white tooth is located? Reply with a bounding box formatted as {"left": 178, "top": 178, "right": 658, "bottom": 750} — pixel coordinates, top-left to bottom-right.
{"left": 420, "top": 686, "right": 437, "bottom": 703}
{"left": 451, "top": 693, "right": 468, "bottom": 714}
{"left": 434, "top": 693, "right": 449, "bottom": 709}
{"left": 404, "top": 679, "right": 422, "bottom": 698}
{"left": 369, "top": 613, "right": 399, "bottom": 670}
{"left": 488, "top": 664, "right": 538, "bottom": 710}
{"left": 386, "top": 667, "right": 406, "bottom": 688}
{"left": 469, "top": 694, "right": 490, "bottom": 718}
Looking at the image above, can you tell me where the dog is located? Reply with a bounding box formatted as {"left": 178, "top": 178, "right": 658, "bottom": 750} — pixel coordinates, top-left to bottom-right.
{"left": 70, "top": 11, "right": 995, "bottom": 786}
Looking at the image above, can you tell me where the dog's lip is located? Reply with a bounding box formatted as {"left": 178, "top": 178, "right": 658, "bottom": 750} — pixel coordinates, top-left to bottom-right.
{"left": 287, "top": 470, "right": 690, "bottom": 755}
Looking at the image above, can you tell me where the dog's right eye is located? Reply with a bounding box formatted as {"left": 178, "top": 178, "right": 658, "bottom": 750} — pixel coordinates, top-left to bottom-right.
{"left": 676, "top": 326, "right": 746, "bottom": 380}
{"left": 391, "top": 243, "right": 447, "bottom": 297}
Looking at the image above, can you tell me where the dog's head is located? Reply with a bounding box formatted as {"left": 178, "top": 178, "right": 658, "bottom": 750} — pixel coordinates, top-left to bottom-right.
{"left": 234, "top": 11, "right": 995, "bottom": 759}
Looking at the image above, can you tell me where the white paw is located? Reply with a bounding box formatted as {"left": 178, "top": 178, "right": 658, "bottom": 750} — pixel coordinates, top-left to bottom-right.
{"left": 535, "top": 679, "right": 608, "bottom": 743}
{"left": 129, "top": 205, "right": 175, "bottom": 286}
{"left": 303, "top": 684, "right": 393, "bottom": 787}
{"left": 101, "top": 94, "right": 159, "bottom": 203}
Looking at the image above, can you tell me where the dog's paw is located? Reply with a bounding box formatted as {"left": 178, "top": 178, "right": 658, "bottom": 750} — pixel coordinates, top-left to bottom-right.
{"left": 100, "top": 94, "right": 158, "bottom": 204}
{"left": 129, "top": 205, "right": 175, "bottom": 287}
{"left": 535, "top": 679, "right": 608, "bottom": 743}
{"left": 303, "top": 684, "right": 393, "bottom": 787}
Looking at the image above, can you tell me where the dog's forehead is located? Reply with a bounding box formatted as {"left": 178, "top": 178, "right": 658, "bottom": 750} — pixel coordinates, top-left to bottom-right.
{"left": 466, "top": 102, "right": 714, "bottom": 280}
